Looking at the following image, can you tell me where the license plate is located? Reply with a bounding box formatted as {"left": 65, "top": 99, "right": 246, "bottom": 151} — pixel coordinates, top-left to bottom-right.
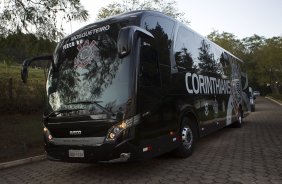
{"left": 68, "top": 150, "right": 84, "bottom": 158}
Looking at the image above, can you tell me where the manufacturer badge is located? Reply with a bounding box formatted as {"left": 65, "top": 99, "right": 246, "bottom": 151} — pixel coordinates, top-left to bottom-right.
{"left": 70, "top": 130, "right": 82, "bottom": 135}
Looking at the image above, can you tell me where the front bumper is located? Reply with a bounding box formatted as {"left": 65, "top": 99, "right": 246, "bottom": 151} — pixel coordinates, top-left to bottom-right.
{"left": 45, "top": 140, "right": 140, "bottom": 163}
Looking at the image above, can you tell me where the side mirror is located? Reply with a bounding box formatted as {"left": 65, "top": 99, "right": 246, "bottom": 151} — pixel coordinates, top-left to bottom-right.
{"left": 20, "top": 55, "right": 53, "bottom": 83}
{"left": 117, "top": 26, "right": 154, "bottom": 58}
{"left": 117, "top": 27, "right": 132, "bottom": 58}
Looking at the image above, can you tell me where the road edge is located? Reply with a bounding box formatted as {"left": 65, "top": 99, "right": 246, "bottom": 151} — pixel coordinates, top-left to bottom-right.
{"left": 0, "top": 155, "right": 46, "bottom": 170}
{"left": 265, "top": 96, "right": 282, "bottom": 106}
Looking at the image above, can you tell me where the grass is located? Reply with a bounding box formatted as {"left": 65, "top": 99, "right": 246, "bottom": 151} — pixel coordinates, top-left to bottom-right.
{"left": 267, "top": 93, "right": 282, "bottom": 104}
{"left": 0, "top": 62, "right": 46, "bottom": 113}
{"left": 0, "top": 62, "right": 46, "bottom": 82}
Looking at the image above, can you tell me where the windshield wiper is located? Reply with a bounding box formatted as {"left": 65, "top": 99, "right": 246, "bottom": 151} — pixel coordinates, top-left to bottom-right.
{"left": 43, "top": 108, "right": 85, "bottom": 120}
{"left": 65, "top": 101, "right": 115, "bottom": 116}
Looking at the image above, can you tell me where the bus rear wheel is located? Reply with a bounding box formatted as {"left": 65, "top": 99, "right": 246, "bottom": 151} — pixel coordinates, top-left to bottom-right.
{"left": 174, "top": 117, "right": 195, "bottom": 158}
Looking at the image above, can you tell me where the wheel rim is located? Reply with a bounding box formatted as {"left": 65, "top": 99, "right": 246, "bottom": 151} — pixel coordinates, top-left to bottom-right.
{"left": 238, "top": 115, "right": 242, "bottom": 124}
{"left": 182, "top": 126, "right": 193, "bottom": 150}
{"left": 238, "top": 111, "right": 242, "bottom": 124}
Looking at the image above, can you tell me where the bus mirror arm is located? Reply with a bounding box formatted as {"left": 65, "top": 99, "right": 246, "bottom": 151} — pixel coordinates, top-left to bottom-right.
{"left": 21, "top": 55, "right": 53, "bottom": 83}
{"left": 117, "top": 26, "right": 154, "bottom": 58}
{"left": 21, "top": 60, "right": 29, "bottom": 83}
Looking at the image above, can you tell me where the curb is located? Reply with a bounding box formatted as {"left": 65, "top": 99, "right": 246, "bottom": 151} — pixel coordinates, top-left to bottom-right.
{"left": 0, "top": 155, "right": 46, "bottom": 170}
{"left": 265, "top": 97, "right": 282, "bottom": 106}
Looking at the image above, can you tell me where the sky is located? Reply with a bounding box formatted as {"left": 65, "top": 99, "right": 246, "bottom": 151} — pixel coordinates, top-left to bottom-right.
{"left": 67, "top": 0, "right": 282, "bottom": 39}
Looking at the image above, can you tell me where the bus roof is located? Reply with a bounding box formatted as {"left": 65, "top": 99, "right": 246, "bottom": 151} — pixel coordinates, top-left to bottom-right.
{"left": 66, "top": 10, "right": 244, "bottom": 63}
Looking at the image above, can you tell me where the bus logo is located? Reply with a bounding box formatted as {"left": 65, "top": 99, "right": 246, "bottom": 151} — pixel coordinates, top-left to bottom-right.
{"left": 70, "top": 130, "right": 82, "bottom": 135}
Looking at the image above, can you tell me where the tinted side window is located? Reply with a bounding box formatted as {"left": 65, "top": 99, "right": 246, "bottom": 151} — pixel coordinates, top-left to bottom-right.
{"left": 140, "top": 43, "right": 160, "bottom": 87}
{"left": 142, "top": 16, "right": 174, "bottom": 66}
{"left": 174, "top": 27, "right": 195, "bottom": 71}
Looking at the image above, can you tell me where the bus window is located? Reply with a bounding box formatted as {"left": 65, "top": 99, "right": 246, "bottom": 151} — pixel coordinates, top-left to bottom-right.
{"left": 142, "top": 16, "right": 174, "bottom": 66}
{"left": 174, "top": 27, "right": 195, "bottom": 71}
{"left": 139, "top": 42, "right": 160, "bottom": 87}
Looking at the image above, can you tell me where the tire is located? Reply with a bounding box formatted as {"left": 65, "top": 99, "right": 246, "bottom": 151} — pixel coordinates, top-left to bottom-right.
{"left": 174, "top": 116, "right": 196, "bottom": 158}
{"left": 233, "top": 108, "right": 243, "bottom": 128}
{"left": 251, "top": 104, "right": 255, "bottom": 112}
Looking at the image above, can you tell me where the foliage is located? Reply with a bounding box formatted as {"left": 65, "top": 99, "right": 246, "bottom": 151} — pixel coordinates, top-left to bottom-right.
{"left": 0, "top": 0, "right": 89, "bottom": 40}
{"left": 208, "top": 31, "right": 245, "bottom": 58}
{"left": 242, "top": 35, "right": 266, "bottom": 54}
{"left": 0, "top": 32, "right": 56, "bottom": 65}
{"left": 97, "top": 0, "right": 189, "bottom": 24}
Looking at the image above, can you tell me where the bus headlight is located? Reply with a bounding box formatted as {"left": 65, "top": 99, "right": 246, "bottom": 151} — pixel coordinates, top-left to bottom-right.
{"left": 105, "top": 115, "right": 140, "bottom": 142}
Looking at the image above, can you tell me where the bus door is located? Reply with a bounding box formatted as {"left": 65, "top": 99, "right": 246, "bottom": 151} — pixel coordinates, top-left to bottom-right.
{"left": 138, "top": 39, "right": 166, "bottom": 139}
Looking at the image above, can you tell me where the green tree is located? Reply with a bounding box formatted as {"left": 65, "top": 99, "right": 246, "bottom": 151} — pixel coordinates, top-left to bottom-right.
{"left": 242, "top": 35, "right": 265, "bottom": 54}
{"left": 208, "top": 31, "right": 245, "bottom": 58}
{"left": 0, "top": 0, "right": 89, "bottom": 40}
{"left": 97, "top": 0, "right": 189, "bottom": 24}
{"left": 0, "top": 32, "right": 56, "bottom": 64}
{"left": 258, "top": 37, "right": 282, "bottom": 93}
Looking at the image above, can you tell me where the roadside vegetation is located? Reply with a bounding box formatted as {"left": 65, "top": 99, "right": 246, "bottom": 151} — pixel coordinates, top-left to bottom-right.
{"left": 0, "top": 62, "right": 46, "bottom": 162}
{"left": 267, "top": 93, "right": 282, "bottom": 104}
{"left": 0, "top": 62, "right": 46, "bottom": 113}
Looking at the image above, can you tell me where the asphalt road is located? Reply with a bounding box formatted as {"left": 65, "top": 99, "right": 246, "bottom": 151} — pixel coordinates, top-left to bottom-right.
{"left": 0, "top": 97, "right": 281, "bottom": 184}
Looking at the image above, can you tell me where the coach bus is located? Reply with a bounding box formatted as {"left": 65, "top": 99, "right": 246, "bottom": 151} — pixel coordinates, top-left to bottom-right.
{"left": 21, "top": 10, "right": 250, "bottom": 163}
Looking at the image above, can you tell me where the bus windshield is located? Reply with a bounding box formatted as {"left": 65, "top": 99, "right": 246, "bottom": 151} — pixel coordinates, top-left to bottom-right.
{"left": 46, "top": 22, "right": 132, "bottom": 116}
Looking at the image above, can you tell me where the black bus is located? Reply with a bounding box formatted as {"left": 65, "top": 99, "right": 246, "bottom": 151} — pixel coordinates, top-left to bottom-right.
{"left": 21, "top": 10, "right": 250, "bottom": 162}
